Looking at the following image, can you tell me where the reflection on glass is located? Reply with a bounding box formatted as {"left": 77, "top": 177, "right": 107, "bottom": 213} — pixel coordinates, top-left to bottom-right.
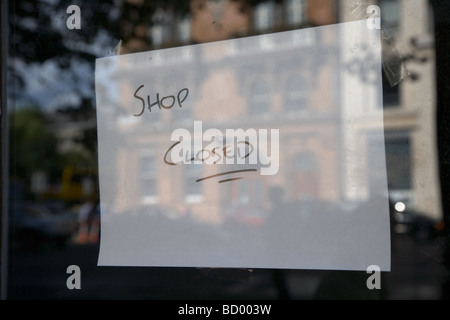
{"left": 286, "top": 0, "right": 306, "bottom": 26}
{"left": 284, "top": 74, "right": 308, "bottom": 114}
{"left": 249, "top": 80, "right": 271, "bottom": 114}
{"left": 253, "top": 1, "right": 275, "bottom": 31}
{"left": 385, "top": 134, "right": 412, "bottom": 190}
{"left": 379, "top": 0, "right": 400, "bottom": 32}
{"left": 6, "top": 0, "right": 446, "bottom": 300}
{"left": 139, "top": 152, "right": 158, "bottom": 205}
{"left": 95, "top": 19, "right": 391, "bottom": 270}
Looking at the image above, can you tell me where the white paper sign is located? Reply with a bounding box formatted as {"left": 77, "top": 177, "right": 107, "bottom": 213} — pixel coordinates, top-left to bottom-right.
{"left": 95, "top": 20, "right": 390, "bottom": 271}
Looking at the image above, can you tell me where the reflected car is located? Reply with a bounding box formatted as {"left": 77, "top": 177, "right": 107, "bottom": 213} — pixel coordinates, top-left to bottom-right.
{"left": 10, "top": 201, "right": 79, "bottom": 249}
{"left": 391, "top": 200, "right": 445, "bottom": 242}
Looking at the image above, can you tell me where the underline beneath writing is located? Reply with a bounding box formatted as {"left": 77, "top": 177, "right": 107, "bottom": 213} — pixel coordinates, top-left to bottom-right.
{"left": 196, "top": 169, "right": 258, "bottom": 183}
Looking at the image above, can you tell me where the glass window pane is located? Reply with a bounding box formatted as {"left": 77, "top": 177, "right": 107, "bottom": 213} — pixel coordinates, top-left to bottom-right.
{"left": 3, "top": 0, "right": 449, "bottom": 302}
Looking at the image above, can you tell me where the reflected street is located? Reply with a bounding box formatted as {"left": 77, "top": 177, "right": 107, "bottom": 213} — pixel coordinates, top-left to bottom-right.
{"left": 7, "top": 233, "right": 444, "bottom": 300}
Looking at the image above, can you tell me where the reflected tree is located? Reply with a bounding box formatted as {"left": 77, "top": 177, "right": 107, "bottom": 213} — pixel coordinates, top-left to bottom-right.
{"left": 8, "top": 0, "right": 122, "bottom": 183}
{"left": 8, "top": 107, "right": 62, "bottom": 186}
{"left": 7, "top": 0, "right": 190, "bottom": 199}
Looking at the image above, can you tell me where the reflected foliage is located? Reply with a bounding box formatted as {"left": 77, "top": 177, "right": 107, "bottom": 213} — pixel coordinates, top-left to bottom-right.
{"left": 9, "top": 107, "right": 61, "bottom": 183}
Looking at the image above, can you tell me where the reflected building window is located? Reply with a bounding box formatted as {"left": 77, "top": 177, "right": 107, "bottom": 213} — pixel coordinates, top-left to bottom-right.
{"left": 176, "top": 14, "right": 192, "bottom": 44}
{"left": 184, "top": 163, "right": 203, "bottom": 203}
{"left": 284, "top": 73, "right": 308, "bottom": 113}
{"left": 291, "top": 152, "right": 319, "bottom": 199}
{"left": 379, "top": 0, "right": 400, "bottom": 33}
{"left": 286, "top": 0, "right": 306, "bottom": 27}
{"left": 253, "top": 1, "right": 275, "bottom": 32}
{"left": 151, "top": 8, "right": 174, "bottom": 48}
{"left": 249, "top": 79, "right": 271, "bottom": 115}
{"left": 382, "top": 71, "right": 400, "bottom": 108}
{"left": 384, "top": 134, "right": 412, "bottom": 190}
{"left": 139, "top": 152, "right": 158, "bottom": 204}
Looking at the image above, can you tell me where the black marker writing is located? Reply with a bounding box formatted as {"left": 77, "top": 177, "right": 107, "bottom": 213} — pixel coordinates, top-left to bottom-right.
{"left": 133, "top": 85, "right": 189, "bottom": 117}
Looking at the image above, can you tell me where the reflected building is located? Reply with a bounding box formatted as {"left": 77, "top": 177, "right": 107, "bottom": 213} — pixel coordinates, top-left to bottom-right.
{"left": 339, "top": 0, "right": 441, "bottom": 220}
{"left": 109, "top": 0, "right": 341, "bottom": 224}
{"left": 112, "top": 0, "right": 441, "bottom": 222}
